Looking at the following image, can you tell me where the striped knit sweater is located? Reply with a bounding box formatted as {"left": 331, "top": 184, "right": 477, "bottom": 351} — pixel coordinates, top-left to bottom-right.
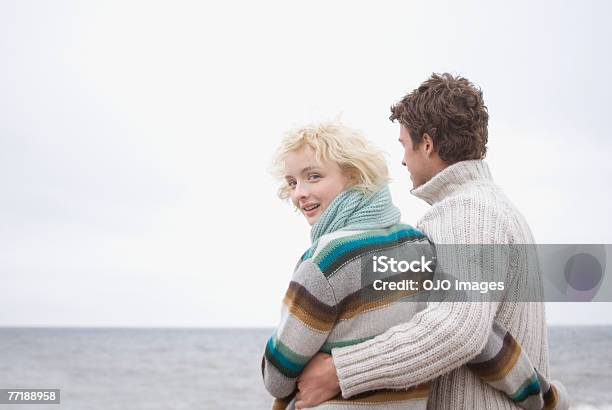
{"left": 331, "top": 160, "right": 561, "bottom": 409}
{"left": 263, "top": 224, "right": 434, "bottom": 409}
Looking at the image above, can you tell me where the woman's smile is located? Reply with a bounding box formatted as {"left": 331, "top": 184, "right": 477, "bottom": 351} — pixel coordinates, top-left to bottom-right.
{"left": 301, "top": 202, "right": 321, "bottom": 217}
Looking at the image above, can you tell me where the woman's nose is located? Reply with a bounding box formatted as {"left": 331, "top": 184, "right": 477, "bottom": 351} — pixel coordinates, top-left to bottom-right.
{"left": 293, "top": 182, "right": 309, "bottom": 199}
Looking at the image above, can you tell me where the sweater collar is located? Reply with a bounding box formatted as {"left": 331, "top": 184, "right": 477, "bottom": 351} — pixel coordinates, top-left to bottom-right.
{"left": 411, "top": 160, "right": 493, "bottom": 205}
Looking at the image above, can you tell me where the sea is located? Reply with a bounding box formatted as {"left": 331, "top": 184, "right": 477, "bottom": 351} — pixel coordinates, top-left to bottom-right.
{"left": 0, "top": 326, "right": 610, "bottom": 409}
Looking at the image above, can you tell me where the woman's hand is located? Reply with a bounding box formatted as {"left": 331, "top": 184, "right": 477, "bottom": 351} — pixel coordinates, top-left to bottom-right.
{"left": 295, "top": 353, "right": 341, "bottom": 409}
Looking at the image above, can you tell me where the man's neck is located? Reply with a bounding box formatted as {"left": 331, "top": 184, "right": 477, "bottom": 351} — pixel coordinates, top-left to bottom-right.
{"left": 411, "top": 160, "right": 491, "bottom": 205}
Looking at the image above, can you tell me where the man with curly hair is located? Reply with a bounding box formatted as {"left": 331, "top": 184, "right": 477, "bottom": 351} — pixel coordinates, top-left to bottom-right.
{"left": 294, "top": 73, "right": 554, "bottom": 409}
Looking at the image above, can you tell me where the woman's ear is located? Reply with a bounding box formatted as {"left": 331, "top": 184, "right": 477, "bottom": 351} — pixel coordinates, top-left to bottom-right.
{"left": 339, "top": 166, "right": 355, "bottom": 187}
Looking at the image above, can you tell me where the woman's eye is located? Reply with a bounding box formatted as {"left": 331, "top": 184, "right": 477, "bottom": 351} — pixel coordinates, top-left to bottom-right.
{"left": 308, "top": 174, "right": 321, "bottom": 181}
{"left": 287, "top": 180, "right": 296, "bottom": 188}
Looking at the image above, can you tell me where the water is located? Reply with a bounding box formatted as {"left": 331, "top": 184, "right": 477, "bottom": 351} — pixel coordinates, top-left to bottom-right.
{"left": 0, "top": 327, "right": 609, "bottom": 409}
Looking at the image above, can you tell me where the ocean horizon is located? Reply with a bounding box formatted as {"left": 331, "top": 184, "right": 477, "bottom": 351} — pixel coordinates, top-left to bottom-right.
{"left": 0, "top": 326, "right": 610, "bottom": 409}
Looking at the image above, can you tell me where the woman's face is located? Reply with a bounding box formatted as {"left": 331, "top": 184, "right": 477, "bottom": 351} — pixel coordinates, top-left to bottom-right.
{"left": 283, "top": 147, "right": 350, "bottom": 226}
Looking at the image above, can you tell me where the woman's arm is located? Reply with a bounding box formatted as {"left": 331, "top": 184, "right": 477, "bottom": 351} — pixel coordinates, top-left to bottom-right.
{"left": 262, "top": 259, "right": 338, "bottom": 399}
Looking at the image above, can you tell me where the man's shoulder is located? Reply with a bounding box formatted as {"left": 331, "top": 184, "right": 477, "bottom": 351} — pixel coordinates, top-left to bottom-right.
{"left": 417, "top": 182, "right": 534, "bottom": 243}
{"left": 430, "top": 180, "right": 517, "bottom": 217}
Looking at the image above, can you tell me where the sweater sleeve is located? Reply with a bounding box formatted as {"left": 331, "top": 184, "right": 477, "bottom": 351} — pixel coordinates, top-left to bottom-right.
{"left": 331, "top": 198, "right": 511, "bottom": 398}
{"left": 262, "top": 259, "right": 338, "bottom": 399}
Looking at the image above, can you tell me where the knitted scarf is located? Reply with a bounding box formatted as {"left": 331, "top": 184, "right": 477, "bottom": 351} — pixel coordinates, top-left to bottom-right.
{"left": 310, "top": 186, "right": 401, "bottom": 244}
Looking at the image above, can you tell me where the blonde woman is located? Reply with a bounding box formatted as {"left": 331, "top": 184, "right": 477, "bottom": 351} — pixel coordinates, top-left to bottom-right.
{"left": 262, "top": 121, "right": 433, "bottom": 409}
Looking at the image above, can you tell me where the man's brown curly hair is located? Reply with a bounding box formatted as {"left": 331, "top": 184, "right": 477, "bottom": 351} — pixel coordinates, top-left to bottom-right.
{"left": 390, "top": 73, "right": 488, "bottom": 164}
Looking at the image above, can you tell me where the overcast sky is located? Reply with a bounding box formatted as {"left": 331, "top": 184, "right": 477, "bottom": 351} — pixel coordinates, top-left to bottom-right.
{"left": 1, "top": 0, "right": 611, "bottom": 327}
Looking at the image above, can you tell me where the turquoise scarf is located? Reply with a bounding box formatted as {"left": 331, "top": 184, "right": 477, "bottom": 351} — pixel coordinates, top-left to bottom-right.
{"left": 310, "top": 186, "right": 401, "bottom": 244}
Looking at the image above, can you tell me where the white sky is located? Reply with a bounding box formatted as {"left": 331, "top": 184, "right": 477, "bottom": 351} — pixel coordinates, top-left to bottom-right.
{"left": 1, "top": 0, "right": 611, "bottom": 327}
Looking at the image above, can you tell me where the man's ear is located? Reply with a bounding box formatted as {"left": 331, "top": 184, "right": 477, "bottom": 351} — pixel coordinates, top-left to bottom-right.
{"left": 421, "top": 133, "right": 435, "bottom": 156}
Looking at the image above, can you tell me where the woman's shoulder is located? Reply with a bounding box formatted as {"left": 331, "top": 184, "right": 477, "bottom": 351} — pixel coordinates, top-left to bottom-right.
{"left": 301, "top": 224, "right": 429, "bottom": 275}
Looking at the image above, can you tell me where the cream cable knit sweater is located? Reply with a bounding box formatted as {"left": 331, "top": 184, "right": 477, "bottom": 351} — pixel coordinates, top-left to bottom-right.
{"left": 331, "top": 160, "right": 549, "bottom": 409}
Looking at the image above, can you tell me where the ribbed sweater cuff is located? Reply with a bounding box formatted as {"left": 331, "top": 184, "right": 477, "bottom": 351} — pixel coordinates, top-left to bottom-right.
{"left": 332, "top": 340, "right": 381, "bottom": 398}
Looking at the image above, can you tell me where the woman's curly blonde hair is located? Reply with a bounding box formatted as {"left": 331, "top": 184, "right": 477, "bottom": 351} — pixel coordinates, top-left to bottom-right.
{"left": 271, "top": 120, "right": 389, "bottom": 200}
